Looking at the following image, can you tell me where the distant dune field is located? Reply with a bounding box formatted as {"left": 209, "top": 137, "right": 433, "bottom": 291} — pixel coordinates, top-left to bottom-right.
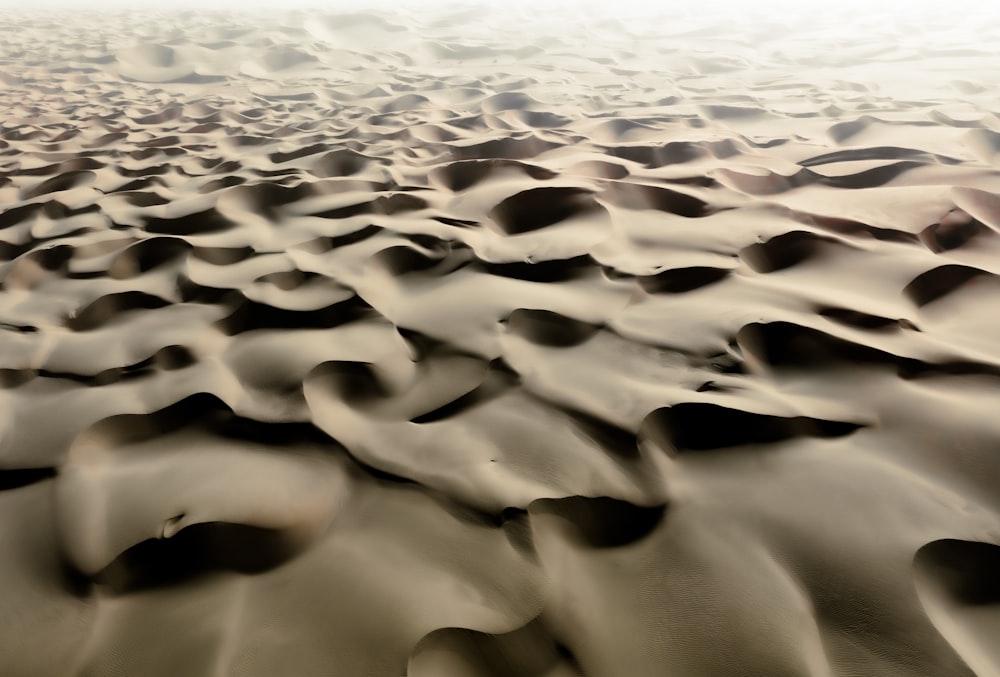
{"left": 1, "top": 3, "right": 999, "bottom": 676}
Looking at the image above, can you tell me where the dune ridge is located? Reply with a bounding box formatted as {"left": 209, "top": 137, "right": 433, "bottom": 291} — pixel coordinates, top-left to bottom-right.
{"left": 1, "top": 3, "right": 1000, "bottom": 676}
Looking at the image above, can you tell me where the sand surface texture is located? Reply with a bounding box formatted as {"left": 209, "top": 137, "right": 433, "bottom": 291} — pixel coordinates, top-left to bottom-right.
{"left": 2, "top": 3, "right": 1000, "bottom": 676}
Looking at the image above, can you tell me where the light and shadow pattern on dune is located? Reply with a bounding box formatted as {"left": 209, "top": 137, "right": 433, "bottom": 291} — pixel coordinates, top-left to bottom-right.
{"left": 2, "top": 3, "right": 1000, "bottom": 676}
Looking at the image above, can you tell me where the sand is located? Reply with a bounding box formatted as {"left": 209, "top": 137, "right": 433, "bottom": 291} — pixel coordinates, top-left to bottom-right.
{"left": 1, "top": 2, "right": 999, "bottom": 675}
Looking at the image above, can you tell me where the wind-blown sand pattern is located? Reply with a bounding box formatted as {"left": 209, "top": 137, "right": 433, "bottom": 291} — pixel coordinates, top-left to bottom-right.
{"left": 2, "top": 2, "right": 1000, "bottom": 675}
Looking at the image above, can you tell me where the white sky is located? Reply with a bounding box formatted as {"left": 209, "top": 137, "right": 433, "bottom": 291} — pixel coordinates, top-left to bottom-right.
{"left": 0, "top": 0, "right": 992, "bottom": 38}
{"left": 0, "top": 0, "right": 986, "bottom": 8}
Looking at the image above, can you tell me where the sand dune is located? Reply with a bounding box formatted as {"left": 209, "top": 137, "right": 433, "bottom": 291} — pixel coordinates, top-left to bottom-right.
{"left": 1, "top": 2, "right": 999, "bottom": 676}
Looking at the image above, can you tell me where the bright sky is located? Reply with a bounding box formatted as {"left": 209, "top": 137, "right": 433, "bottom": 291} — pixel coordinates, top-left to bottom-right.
{"left": 0, "top": 0, "right": 985, "bottom": 9}
{"left": 0, "top": 0, "right": 991, "bottom": 40}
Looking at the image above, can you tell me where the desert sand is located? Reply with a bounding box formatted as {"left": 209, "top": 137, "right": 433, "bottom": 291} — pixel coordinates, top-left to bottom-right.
{"left": 1, "top": 1, "right": 999, "bottom": 675}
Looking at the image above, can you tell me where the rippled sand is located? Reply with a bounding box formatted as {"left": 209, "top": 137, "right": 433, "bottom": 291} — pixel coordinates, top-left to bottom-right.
{"left": 1, "top": 3, "right": 999, "bottom": 676}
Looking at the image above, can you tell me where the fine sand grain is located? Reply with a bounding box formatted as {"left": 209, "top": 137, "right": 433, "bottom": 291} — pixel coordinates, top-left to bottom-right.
{"left": 1, "top": 2, "right": 999, "bottom": 676}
